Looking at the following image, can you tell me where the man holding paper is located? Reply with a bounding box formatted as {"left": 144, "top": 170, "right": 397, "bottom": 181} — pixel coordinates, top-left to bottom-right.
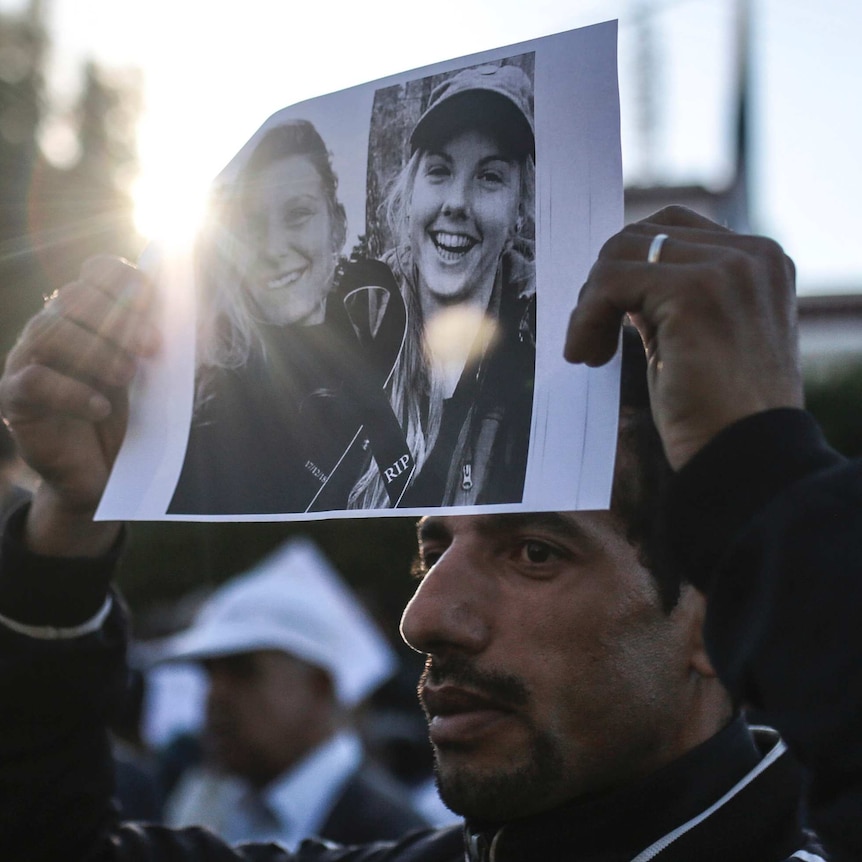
{"left": 1, "top": 205, "right": 857, "bottom": 860}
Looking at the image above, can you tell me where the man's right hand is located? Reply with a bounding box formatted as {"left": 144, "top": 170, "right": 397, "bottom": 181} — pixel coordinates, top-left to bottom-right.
{"left": 564, "top": 207, "right": 804, "bottom": 471}
{"left": 0, "top": 256, "right": 159, "bottom": 556}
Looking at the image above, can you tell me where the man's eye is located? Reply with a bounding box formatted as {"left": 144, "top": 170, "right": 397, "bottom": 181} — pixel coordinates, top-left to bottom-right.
{"left": 520, "top": 540, "right": 558, "bottom": 564}
{"left": 424, "top": 551, "right": 443, "bottom": 568}
{"left": 412, "top": 550, "right": 441, "bottom": 579}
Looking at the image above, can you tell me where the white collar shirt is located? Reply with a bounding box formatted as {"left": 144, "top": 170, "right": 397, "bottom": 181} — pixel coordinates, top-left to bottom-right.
{"left": 257, "top": 729, "right": 363, "bottom": 849}
{"left": 167, "top": 730, "right": 363, "bottom": 851}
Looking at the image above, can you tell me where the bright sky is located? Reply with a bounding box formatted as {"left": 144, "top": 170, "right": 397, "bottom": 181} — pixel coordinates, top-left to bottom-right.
{"left": 7, "top": 0, "right": 862, "bottom": 294}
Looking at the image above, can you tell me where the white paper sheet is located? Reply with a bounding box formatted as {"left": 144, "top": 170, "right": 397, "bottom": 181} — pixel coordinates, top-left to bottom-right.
{"left": 96, "top": 21, "right": 623, "bottom": 522}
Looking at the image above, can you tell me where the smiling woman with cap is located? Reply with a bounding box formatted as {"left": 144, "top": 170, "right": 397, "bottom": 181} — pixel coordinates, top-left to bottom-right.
{"left": 350, "top": 60, "right": 537, "bottom": 509}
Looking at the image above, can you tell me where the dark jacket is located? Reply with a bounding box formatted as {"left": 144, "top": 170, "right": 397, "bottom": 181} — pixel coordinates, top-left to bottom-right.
{"left": 320, "top": 764, "right": 430, "bottom": 846}
{"left": 0, "top": 409, "right": 858, "bottom": 861}
{"left": 665, "top": 408, "right": 862, "bottom": 862}
{"left": 167, "top": 758, "right": 428, "bottom": 848}
{"left": 458, "top": 720, "right": 820, "bottom": 862}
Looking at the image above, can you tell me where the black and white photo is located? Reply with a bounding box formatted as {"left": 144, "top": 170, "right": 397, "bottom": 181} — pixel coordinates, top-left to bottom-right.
{"left": 95, "top": 22, "right": 623, "bottom": 521}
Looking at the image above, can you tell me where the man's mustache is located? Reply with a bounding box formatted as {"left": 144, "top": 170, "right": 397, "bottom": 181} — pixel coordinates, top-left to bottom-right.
{"left": 420, "top": 654, "right": 529, "bottom": 710}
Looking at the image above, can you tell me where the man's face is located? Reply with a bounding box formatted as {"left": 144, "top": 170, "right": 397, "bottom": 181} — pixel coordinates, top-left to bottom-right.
{"left": 400, "top": 512, "right": 716, "bottom": 822}
{"left": 203, "top": 650, "right": 331, "bottom": 787}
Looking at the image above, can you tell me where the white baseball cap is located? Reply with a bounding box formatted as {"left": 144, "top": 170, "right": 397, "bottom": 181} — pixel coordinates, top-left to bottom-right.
{"left": 161, "top": 537, "right": 397, "bottom": 707}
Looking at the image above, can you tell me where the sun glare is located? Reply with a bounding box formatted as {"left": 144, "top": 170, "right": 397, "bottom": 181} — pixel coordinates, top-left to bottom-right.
{"left": 132, "top": 170, "right": 212, "bottom": 251}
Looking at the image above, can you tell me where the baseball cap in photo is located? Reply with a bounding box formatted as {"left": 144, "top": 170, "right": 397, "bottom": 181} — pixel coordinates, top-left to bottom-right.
{"left": 409, "top": 63, "right": 535, "bottom": 160}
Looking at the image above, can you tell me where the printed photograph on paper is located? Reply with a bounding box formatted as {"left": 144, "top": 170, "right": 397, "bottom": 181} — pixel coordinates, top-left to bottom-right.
{"left": 96, "top": 22, "right": 623, "bottom": 521}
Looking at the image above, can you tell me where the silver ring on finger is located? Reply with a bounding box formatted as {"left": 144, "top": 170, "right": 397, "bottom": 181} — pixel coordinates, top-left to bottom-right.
{"left": 647, "top": 233, "right": 669, "bottom": 264}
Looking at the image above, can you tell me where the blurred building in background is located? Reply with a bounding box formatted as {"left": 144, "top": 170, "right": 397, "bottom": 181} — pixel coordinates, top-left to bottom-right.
{"left": 624, "top": 0, "right": 860, "bottom": 458}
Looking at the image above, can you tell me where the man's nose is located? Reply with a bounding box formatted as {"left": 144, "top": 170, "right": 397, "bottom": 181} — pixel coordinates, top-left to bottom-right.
{"left": 204, "top": 665, "right": 237, "bottom": 708}
{"left": 400, "top": 545, "right": 491, "bottom": 657}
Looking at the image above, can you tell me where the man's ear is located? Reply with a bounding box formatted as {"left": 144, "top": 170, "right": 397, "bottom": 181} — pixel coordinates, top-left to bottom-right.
{"left": 676, "top": 585, "right": 718, "bottom": 679}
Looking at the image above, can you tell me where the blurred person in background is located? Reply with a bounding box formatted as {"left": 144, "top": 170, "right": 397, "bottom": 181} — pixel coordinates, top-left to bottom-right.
{"left": 110, "top": 666, "right": 167, "bottom": 822}
{"left": 159, "top": 537, "right": 428, "bottom": 849}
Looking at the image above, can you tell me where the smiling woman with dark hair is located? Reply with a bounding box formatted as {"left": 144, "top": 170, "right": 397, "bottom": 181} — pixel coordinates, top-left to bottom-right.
{"left": 169, "top": 120, "right": 413, "bottom": 515}
{"left": 350, "top": 62, "right": 537, "bottom": 509}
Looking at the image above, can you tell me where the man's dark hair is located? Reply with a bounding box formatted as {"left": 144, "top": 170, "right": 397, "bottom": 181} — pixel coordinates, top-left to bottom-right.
{"left": 611, "top": 327, "right": 681, "bottom": 612}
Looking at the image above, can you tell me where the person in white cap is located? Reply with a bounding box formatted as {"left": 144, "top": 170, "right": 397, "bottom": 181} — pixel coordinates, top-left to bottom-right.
{"left": 160, "top": 538, "right": 428, "bottom": 848}
{"left": 350, "top": 62, "right": 536, "bottom": 510}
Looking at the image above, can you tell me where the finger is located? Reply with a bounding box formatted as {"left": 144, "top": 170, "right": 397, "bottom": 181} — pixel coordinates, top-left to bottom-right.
{"left": 51, "top": 258, "right": 160, "bottom": 353}
{"left": 633, "top": 205, "right": 734, "bottom": 234}
{"left": 565, "top": 250, "right": 750, "bottom": 367}
{"left": 622, "top": 231, "right": 796, "bottom": 312}
{"left": 566, "top": 216, "right": 796, "bottom": 367}
{"left": 565, "top": 235, "right": 733, "bottom": 365}
{"left": 565, "top": 222, "right": 735, "bottom": 365}
{"left": 8, "top": 257, "right": 161, "bottom": 390}
{"left": 602, "top": 220, "right": 796, "bottom": 290}
{"left": 79, "top": 255, "right": 153, "bottom": 314}
{"left": 599, "top": 225, "right": 779, "bottom": 265}
{"left": 48, "top": 278, "right": 160, "bottom": 360}
{"left": 0, "top": 363, "right": 113, "bottom": 424}
{"left": 6, "top": 308, "right": 142, "bottom": 390}
{"left": 563, "top": 273, "right": 627, "bottom": 366}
